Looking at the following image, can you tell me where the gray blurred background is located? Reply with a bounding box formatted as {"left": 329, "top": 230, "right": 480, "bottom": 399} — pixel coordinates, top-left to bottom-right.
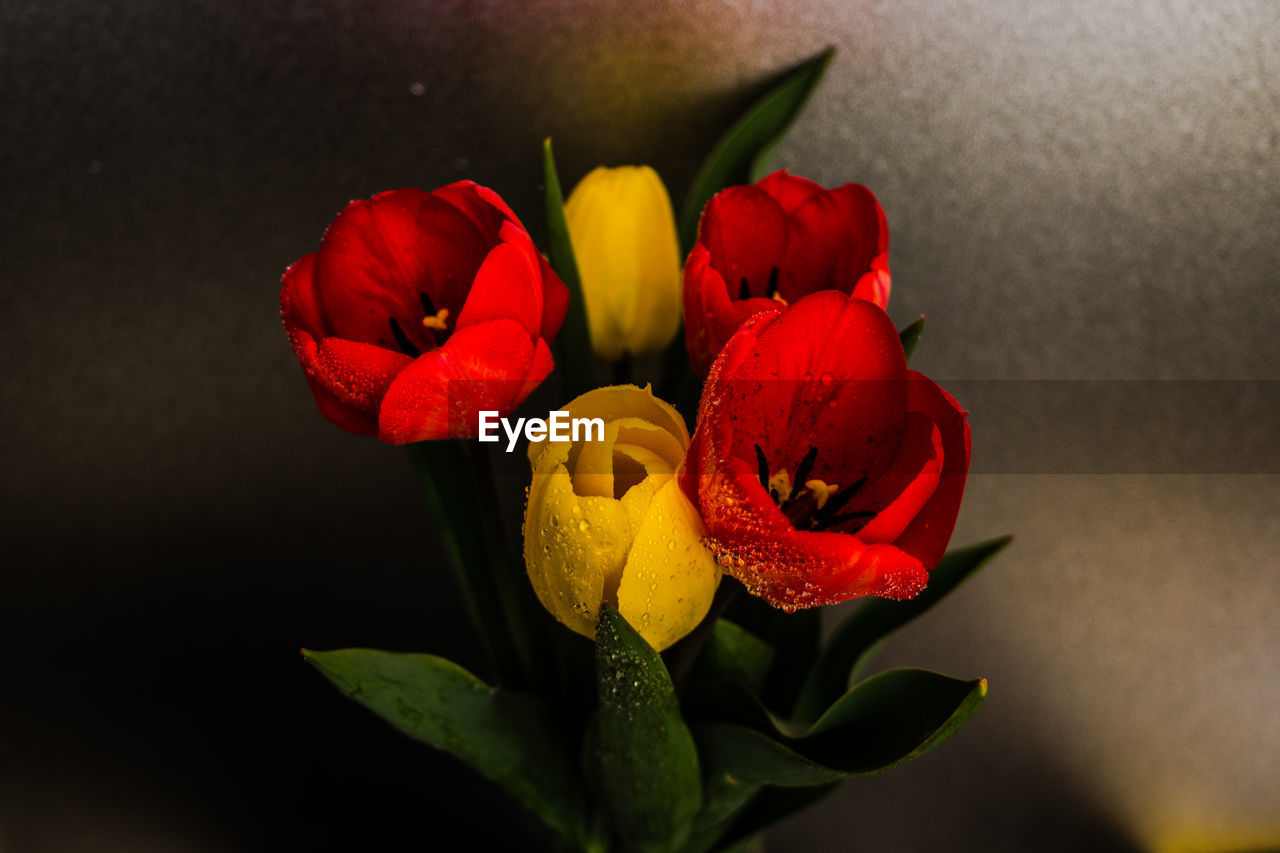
{"left": 2, "top": 1, "right": 1277, "bottom": 850}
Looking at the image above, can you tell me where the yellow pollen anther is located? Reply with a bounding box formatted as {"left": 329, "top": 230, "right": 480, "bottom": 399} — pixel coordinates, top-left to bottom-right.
{"left": 771, "top": 292, "right": 789, "bottom": 306}
{"left": 422, "top": 307, "right": 450, "bottom": 331}
{"left": 767, "top": 469, "right": 793, "bottom": 498}
{"left": 805, "top": 479, "right": 840, "bottom": 510}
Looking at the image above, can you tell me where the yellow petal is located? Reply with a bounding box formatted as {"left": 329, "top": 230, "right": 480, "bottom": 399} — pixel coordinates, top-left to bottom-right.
{"left": 526, "top": 384, "right": 688, "bottom": 465}
{"left": 525, "top": 445, "right": 632, "bottom": 639}
{"left": 564, "top": 166, "right": 682, "bottom": 360}
{"left": 617, "top": 478, "right": 721, "bottom": 651}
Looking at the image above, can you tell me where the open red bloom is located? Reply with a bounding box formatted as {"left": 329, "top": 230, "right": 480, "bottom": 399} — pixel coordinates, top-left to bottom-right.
{"left": 280, "top": 183, "right": 568, "bottom": 443}
{"left": 682, "top": 170, "right": 891, "bottom": 375}
{"left": 678, "top": 291, "right": 969, "bottom": 609}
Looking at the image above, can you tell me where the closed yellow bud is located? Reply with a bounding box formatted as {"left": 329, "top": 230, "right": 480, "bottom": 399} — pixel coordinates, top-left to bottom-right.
{"left": 564, "top": 166, "right": 683, "bottom": 360}
{"left": 522, "top": 384, "right": 720, "bottom": 650}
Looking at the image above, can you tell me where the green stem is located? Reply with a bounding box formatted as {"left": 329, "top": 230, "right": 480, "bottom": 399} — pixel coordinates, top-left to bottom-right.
{"left": 406, "top": 440, "right": 523, "bottom": 686}
{"left": 610, "top": 353, "right": 632, "bottom": 386}
{"left": 463, "top": 440, "right": 552, "bottom": 687}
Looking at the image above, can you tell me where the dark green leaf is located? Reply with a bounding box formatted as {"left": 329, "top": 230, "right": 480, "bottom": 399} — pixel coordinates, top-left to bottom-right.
{"left": 694, "top": 724, "right": 846, "bottom": 787}
{"left": 694, "top": 669, "right": 986, "bottom": 785}
{"left": 899, "top": 315, "right": 925, "bottom": 362}
{"left": 304, "top": 648, "right": 582, "bottom": 844}
{"left": 713, "top": 784, "right": 840, "bottom": 851}
{"left": 678, "top": 47, "right": 836, "bottom": 250}
{"left": 693, "top": 771, "right": 760, "bottom": 833}
{"left": 723, "top": 592, "right": 822, "bottom": 711}
{"left": 793, "top": 536, "right": 1011, "bottom": 721}
{"left": 595, "top": 606, "right": 702, "bottom": 852}
{"left": 542, "top": 137, "right": 593, "bottom": 397}
{"left": 694, "top": 619, "right": 775, "bottom": 693}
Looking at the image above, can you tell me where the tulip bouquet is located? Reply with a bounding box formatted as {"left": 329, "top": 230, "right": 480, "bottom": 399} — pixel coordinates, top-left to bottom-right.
{"left": 282, "top": 49, "right": 1008, "bottom": 852}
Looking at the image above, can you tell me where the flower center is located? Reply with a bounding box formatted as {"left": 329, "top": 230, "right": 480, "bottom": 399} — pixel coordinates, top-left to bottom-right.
{"left": 387, "top": 291, "right": 454, "bottom": 358}
{"left": 736, "top": 265, "right": 787, "bottom": 304}
{"left": 754, "top": 444, "right": 871, "bottom": 532}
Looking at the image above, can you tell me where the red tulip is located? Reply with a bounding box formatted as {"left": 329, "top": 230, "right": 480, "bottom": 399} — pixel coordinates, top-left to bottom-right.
{"left": 280, "top": 183, "right": 568, "bottom": 443}
{"left": 682, "top": 170, "right": 891, "bottom": 375}
{"left": 678, "top": 291, "right": 969, "bottom": 610}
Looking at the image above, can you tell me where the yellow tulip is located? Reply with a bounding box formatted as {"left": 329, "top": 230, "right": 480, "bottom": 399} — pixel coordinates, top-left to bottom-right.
{"left": 564, "top": 166, "right": 683, "bottom": 360}
{"left": 523, "top": 384, "right": 720, "bottom": 650}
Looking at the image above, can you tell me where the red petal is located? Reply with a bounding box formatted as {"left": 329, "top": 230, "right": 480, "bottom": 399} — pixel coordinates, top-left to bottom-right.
{"left": 755, "top": 170, "right": 825, "bottom": 213}
{"left": 853, "top": 413, "right": 943, "bottom": 543}
{"left": 850, "top": 254, "right": 892, "bottom": 309}
{"left": 377, "top": 319, "right": 542, "bottom": 444}
{"left": 891, "top": 372, "right": 971, "bottom": 567}
{"left": 431, "top": 181, "right": 516, "bottom": 234}
{"left": 780, "top": 184, "right": 888, "bottom": 303}
{"left": 304, "top": 374, "right": 379, "bottom": 436}
{"left": 682, "top": 244, "right": 783, "bottom": 376}
{"left": 698, "top": 186, "right": 788, "bottom": 296}
{"left": 708, "top": 293, "right": 908, "bottom": 489}
{"left": 314, "top": 189, "right": 494, "bottom": 350}
{"left": 515, "top": 337, "right": 556, "bottom": 402}
{"left": 311, "top": 337, "right": 414, "bottom": 411}
{"left": 454, "top": 222, "right": 545, "bottom": 337}
{"left": 280, "top": 254, "right": 327, "bottom": 339}
{"left": 535, "top": 254, "right": 569, "bottom": 342}
{"left": 706, "top": 526, "right": 928, "bottom": 608}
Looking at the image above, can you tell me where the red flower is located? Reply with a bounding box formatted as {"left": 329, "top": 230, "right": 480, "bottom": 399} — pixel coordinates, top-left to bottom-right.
{"left": 280, "top": 183, "right": 568, "bottom": 443}
{"left": 682, "top": 170, "right": 891, "bottom": 375}
{"left": 678, "top": 291, "right": 969, "bottom": 610}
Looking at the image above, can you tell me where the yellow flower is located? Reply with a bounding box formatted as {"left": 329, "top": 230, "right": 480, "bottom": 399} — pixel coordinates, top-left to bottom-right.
{"left": 523, "top": 384, "right": 720, "bottom": 650}
{"left": 564, "top": 166, "right": 683, "bottom": 360}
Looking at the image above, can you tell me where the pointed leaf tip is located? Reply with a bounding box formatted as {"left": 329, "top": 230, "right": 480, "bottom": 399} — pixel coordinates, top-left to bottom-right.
{"left": 679, "top": 46, "right": 838, "bottom": 251}
{"left": 793, "top": 536, "right": 1011, "bottom": 721}
{"left": 899, "top": 316, "right": 925, "bottom": 362}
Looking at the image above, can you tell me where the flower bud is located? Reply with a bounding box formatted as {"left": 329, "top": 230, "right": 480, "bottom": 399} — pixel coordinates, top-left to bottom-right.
{"left": 523, "top": 385, "right": 719, "bottom": 650}
{"left": 565, "top": 166, "right": 683, "bottom": 360}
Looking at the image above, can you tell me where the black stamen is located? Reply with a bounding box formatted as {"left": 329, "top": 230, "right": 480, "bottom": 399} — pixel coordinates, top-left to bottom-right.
{"left": 388, "top": 316, "right": 420, "bottom": 357}
{"left": 755, "top": 444, "right": 770, "bottom": 490}
{"left": 812, "top": 509, "right": 875, "bottom": 531}
{"left": 814, "top": 476, "right": 867, "bottom": 521}
{"left": 788, "top": 446, "right": 819, "bottom": 502}
{"left": 765, "top": 266, "right": 779, "bottom": 297}
{"left": 738, "top": 276, "right": 751, "bottom": 300}
{"left": 419, "top": 292, "right": 436, "bottom": 316}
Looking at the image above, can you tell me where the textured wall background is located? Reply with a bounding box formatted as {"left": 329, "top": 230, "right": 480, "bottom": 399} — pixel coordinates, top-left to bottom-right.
{"left": 2, "top": 1, "right": 1277, "bottom": 850}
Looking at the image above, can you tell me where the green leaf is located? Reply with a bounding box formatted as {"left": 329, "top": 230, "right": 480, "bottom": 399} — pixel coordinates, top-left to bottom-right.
{"left": 542, "top": 137, "right": 593, "bottom": 398}
{"left": 694, "top": 669, "right": 987, "bottom": 786}
{"left": 595, "top": 606, "right": 702, "bottom": 852}
{"left": 713, "top": 784, "right": 840, "bottom": 851}
{"left": 792, "top": 536, "right": 1011, "bottom": 721}
{"left": 694, "top": 724, "right": 846, "bottom": 787}
{"left": 678, "top": 47, "right": 836, "bottom": 250}
{"left": 692, "top": 770, "right": 760, "bottom": 833}
{"left": 694, "top": 619, "right": 775, "bottom": 693}
{"left": 304, "top": 648, "right": 583, "bottom": 844}
{"left": 899, "top": 315, "right": 925, "bottom": 362}
{"left": 723, "top": 593, "right": 822, "bottom": 711}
